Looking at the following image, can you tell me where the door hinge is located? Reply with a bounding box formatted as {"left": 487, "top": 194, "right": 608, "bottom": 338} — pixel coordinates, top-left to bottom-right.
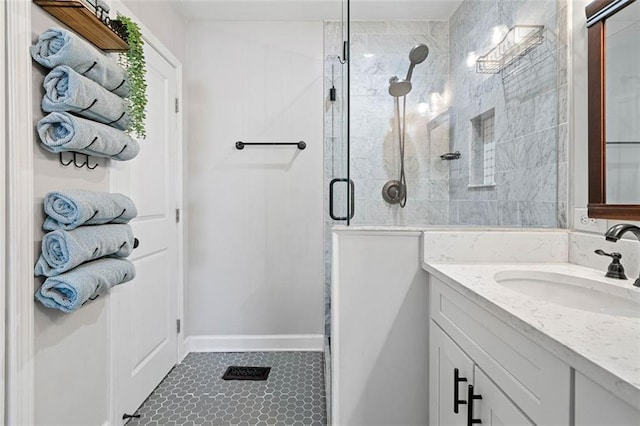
{"left": 176, "top": 208, "right": 180, "bottom": 223}
{"left": 175, "top": 97, "right": 180, "bottom": 113}
{"left": 177, "top": 319, "right": 181, "bottom": 334}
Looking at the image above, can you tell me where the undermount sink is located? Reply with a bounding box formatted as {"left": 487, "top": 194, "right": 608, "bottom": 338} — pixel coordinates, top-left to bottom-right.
{"left": 493, "top": 270, "right": 640, "bottom": 318}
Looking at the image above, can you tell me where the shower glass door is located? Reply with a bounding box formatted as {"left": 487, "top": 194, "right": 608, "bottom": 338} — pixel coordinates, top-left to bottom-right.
{"left": 324, "top": 0, "right": 351, "bottom": 338}
{"left": 326, "top": 0, "right": 352, "bottom": 225}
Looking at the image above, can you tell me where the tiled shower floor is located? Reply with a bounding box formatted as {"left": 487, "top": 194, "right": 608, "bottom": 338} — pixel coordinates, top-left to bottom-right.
{"left": 127, "top": 352, "right": 326, "bottom": 426}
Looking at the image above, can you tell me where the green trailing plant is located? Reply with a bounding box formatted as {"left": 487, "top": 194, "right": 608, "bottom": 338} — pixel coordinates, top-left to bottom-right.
{"left": 117, "top": 16, "right": 147, "bottom": 139}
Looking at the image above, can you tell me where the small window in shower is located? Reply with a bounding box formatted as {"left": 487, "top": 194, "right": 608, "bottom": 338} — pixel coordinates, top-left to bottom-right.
{"left": 469, "top": 109, "right": 496, "bottom": 188}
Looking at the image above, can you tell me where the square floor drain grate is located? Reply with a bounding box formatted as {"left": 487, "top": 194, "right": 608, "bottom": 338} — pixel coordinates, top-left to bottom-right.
{"left": 222, "top": 366, "right": 271, "bottom": 381}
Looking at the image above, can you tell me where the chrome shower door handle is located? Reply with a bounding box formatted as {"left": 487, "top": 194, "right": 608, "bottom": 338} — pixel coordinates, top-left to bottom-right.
{"left": 329, "top": 178, "right": 355, "bottom": 221}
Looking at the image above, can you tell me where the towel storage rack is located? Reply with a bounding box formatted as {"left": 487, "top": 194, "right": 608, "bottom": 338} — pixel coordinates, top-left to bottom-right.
{"left": 59, "top": 152, "right": 99, "bottom": 169}
{"left": 235, "top": 141, "right": 306, "bottom": 150}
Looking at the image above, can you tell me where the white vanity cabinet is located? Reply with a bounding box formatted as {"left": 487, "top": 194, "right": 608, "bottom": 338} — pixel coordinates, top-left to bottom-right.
{"left": 474, "top": 364, "right": 535, "bottom": 425}
{"left": 430, "top": 324, "right": 534, "bottom": 426}
{"left": 429, "top": 323, "right": 534, "bottom": 426}
{"left": 430, "top": 324, "right": 474, "bottom": 426}
{"left": 574, "top": 372, "right": 640, "bottom": 425}
{"left": 429, "top": 276, "right": 571, "bottom": 426}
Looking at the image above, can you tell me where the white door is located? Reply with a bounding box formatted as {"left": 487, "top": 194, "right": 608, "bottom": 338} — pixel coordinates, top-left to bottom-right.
{"left": 110, "top": 41, "right": 179, "bottom": 422}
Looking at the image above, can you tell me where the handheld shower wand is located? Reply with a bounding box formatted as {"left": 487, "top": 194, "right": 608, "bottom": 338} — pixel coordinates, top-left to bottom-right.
{"left": 387, "top": 44, "right": 429, "bottom": 98}
{"left": 383, "top": 44, "right": 429, "bottom": 207}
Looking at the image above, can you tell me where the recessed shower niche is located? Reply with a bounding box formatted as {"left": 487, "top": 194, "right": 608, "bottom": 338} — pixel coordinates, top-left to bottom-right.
{"left": 469, "top": 109, "right": 496, "bottom": 188}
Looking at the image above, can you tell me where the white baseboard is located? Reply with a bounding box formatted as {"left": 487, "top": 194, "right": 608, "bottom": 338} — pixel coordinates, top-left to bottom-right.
{"left": 179, "top": 335, "right": 189, "bottom": 362}
{"left": 186, "top": 334, "right": 324, "bottom": 353}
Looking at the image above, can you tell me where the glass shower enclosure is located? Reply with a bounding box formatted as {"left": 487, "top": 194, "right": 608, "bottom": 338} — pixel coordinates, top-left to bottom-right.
{"left": 326, "top": 0, "right": 352, "bottom": 227}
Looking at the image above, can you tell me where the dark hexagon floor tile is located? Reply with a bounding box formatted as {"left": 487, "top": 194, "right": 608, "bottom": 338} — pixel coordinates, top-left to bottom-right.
{"left": 126, "top": 352, "right": 326, "bottom": 425}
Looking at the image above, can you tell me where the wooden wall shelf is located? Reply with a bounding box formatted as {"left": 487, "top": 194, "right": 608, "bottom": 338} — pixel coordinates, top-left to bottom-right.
{"left": 34, "top": 0, "right": 129, "bottom": 52}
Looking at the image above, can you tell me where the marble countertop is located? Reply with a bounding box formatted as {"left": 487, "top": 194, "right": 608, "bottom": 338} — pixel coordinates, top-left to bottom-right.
{"left": 423, "top": 261, "right": 640, "bottom": 410}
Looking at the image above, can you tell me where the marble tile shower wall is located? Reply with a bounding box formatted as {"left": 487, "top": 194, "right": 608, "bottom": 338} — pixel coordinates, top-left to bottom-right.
{"left": 347, "top": 20, "right": 451, "bottom": 226}
{"left": 447, "top": 0, "right": 568, "bottom": 227}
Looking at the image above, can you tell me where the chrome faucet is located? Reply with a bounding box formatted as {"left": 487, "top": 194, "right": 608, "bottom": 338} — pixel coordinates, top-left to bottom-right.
{"left": 604, "top": 223, "right": 640, "bottom": 287}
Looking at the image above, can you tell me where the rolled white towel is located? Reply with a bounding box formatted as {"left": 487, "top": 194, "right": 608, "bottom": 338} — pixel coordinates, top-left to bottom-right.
{"left": 42, "top": 65, "right": 130, "bottom": 130}
{"left": 35, "top": 224, "right": 136, "bottom": 277}
{"left": 31, "top": 27, "right": 129, "bottom": 97}
{"left": 43, "top": 189, "right": 137, "bottom": 231}
{"left": 35, "top": 258, "right": 135, "bottom": 312}
{"left": 37, "top": 112, "right": 139, "bottom": 160}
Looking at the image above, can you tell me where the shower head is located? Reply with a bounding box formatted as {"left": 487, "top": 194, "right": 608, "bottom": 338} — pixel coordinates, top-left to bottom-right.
{"left": 387, "top": 43, "right": 429, "bottom": 97}
{"left": 405, "top": 43, "right": 429, "bottom": 81}
{"left": 409, "top": 44, "right": 430, "bottom": 64}
{"left": 388, "top": 76, "right": 412, "bottom": 97}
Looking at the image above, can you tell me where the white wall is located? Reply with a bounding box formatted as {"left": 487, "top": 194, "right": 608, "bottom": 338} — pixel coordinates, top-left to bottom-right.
{"left": 121, "top": 0, "right": 185, "bottom": 63}
{"left": 185, "top": 22, "right": 325, "bottom": 347}
{"left": 332, "top": 230, "right": 430, "bottom": 425}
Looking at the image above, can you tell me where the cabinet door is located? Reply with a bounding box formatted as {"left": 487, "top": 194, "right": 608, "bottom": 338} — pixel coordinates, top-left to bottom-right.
{"left": 575, "top": 371, "right": 640, "bottom": 426}
{"left": 430, "top": 322, "right": 474, "bottom": 426}
{"left": 474, "top": 367, "right": 535, "bottom": 426}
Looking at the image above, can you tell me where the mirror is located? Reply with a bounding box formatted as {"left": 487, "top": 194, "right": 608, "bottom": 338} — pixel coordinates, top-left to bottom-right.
{"left": 586, "top": 0, "right": 640, "bottom": 219}
{"left": 605, "top": 0, "right": 640, "bottom": 204}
